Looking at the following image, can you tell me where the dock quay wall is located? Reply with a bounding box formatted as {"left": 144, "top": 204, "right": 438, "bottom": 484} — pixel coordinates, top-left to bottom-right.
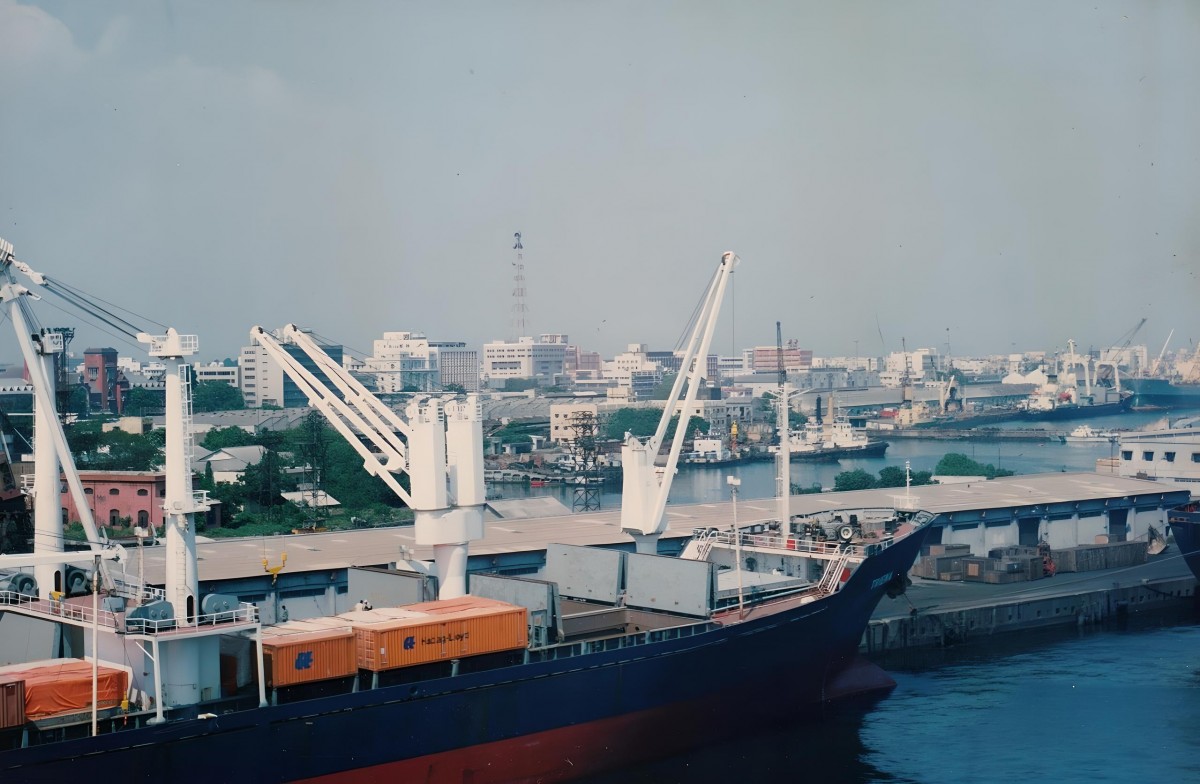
{"left": 878, "top": 428, "right": 1063, "bottom": 441}
{"left": 861, "top": 575, "right": 1197, "bottom": 655}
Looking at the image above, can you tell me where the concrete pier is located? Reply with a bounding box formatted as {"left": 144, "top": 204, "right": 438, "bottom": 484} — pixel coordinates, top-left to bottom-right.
{"left": 861, "top": 550, "right": 1197, "bottom": 655}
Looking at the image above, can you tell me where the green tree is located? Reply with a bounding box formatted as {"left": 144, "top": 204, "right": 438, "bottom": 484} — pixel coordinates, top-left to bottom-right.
{"left": 201, "top": 426, "right": 258, "bottom": 451}
{"left": 322, "top": 436, "right": 399, "bottom": 508}
{"left": 877, "top": 465, "right": 934, "bottom": 488}
{"left": 665, "top": 414, "right": 710, "bottom": 442}
{"left": 935, "top": 452, "right": 1014, "bottom": 479}
{"left": 241, "top": 450, "right": 289, "bottom": 508}
{"left": 834, "top": 469, "right": 878, "bottom": 492}
{"left": 604, "top": 408, "right": 665, "bottom": 440}
{"left": 70, "top": 427, "right": 165, "bottom": 471}
{"left": 192, "top": 381, "right": 246, "bottom": 412}
{"left": 125, "top": 388, "right": 164, "bottom": 416}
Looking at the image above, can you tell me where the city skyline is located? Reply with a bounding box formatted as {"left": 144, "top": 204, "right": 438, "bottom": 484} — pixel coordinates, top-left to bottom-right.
{"left": 1, "top": 1, "right": 1196, "bottom": 364}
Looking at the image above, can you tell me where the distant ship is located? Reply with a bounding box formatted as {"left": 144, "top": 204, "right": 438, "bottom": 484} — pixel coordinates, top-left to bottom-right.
{"left": 1127, "top": 378, "right": 1200, "bottom": 409}
{"left": 1062, "top": 425, "right": 1118, "bottom": 443}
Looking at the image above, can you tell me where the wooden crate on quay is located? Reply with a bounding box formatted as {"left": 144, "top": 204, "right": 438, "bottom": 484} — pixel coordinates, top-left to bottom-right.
{"left": 914, "top": 553, "right": 968, "bottom": 579}
{"left": 1052, "top": 541, "right": 1148, "bottom": 573}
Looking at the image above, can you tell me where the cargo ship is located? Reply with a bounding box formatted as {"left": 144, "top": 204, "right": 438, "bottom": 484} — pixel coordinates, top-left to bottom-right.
{"left": 1167, "top": 504, "right": 1200, "bottom": 581}
{"left": 0, "top": 510, "right": 930, "bottom": 782}
{"left": 1127, "top": 378, "right": 1200, "bottom": 409}
{"left": 0, "top": 247, "right": 930, "bottom": 782}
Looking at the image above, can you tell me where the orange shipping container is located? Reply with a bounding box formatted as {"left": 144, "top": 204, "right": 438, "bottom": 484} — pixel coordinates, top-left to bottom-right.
{"left": 350, "top": 597, "right": 528, "bottom": 672}
{"left": 261, "top": 628, "right": 357, "bottom": 688}
{"left": 0, "top": 660, "right": 127, "bottom": 720}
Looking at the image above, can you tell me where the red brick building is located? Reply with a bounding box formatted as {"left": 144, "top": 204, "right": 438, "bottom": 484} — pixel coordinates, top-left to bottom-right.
{"left": 83, "top": 347, "right": 128, "bottom": 415}
{"left": 61, "top": 471, "right": 165, "bottom": 529}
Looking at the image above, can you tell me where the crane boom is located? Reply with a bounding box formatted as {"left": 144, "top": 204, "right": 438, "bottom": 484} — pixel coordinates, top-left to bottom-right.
{"left": 250, "top": 326, "right": 484, "bottom": 598}
{"left": 621, "top": 252, "right": 738, "bottom": 553}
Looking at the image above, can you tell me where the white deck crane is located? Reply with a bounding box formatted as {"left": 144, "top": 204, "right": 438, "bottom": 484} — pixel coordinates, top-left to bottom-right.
{"left": 250, "top": 325, "right": 485, "bottom": 599}
{"left": 620, "top": 252, "right": 738, "bottom": 554}
{"left": 0, "top": 241, "right": 116, "bottom": 595}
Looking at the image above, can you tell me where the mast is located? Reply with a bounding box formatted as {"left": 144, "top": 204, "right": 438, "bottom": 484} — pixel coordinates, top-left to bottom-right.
{"left": 137, "top": 329, "right": 205, "bottom": 624}
{"left": 774, "top": 321, "right": 790, "bottom": 530}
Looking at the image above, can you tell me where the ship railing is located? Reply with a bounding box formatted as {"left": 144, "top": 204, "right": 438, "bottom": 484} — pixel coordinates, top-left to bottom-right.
{"left": 0, "top": 590, "right": 257, "bottom": 631}
{"left": 0, "top": 590, "right": 124, "bottom": 629}
{"left": 531, "top": 620, "right": 715, "bottom": 660}
{"left": 702, "top": 529, "right": 894, "bottom": 558}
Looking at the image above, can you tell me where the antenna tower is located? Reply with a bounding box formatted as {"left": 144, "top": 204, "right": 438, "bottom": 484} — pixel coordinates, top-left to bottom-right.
{"left": 569, "top": 410, "right": 601, "bottom": 512}
{"left": 510, "top": 232, "right": 528, "bottom": 341}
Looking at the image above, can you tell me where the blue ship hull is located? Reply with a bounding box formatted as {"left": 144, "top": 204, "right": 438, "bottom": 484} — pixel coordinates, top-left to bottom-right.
{"left": 1167, "top": 507, "right": 1200, "bottom": 582}
{"left": 1128, "top": 378, "right": 1200, "bottom": 408}
{"left": 0, "top": 527, "right": 928, "bottom": 783}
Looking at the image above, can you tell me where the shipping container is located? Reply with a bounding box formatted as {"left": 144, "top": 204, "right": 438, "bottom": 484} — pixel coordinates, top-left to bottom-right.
{"left": 0, "top": 676, "right": 25, "bottom": 729}
{"left": 0, "top": 659, "right": 128, "bottom": 720}
{"left": 261, "top": 625, "right": 357, "bottom": 688}
{"left": 347, "top": 597, "right": 528, "bottom": 672}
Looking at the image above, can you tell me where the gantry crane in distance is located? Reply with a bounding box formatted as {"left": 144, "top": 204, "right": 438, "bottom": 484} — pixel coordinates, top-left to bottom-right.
{"left": 250, "top": 325, "right": 485, "bottom": 599}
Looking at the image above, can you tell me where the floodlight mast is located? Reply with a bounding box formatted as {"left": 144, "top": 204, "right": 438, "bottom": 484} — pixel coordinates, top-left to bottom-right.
{"left": 620, "top": 252, "right": 739, "bottom": 554}
{"left": 250, "top": 326, "right": 484, "bottom": 599}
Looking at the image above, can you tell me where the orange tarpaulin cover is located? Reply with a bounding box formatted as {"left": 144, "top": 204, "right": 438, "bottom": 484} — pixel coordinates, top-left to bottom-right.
{"left": 0, "top": 660, "right": 127, "bottom": 720}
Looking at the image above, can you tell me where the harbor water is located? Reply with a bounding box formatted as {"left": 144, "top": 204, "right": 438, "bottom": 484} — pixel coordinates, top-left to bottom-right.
{"left": 536, "top": 409, "right": 1200, "bottom": 782}
{"left": 502, "top": 409, "right": 1200, "bottom": 509}
{"left": 585, "top": 614, "right": 1200, "bottom": 784}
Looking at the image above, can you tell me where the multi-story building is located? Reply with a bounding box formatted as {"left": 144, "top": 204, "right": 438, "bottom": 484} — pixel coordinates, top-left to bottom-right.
{"left": 433, "top": 343, "right": 480, "bottom": 392}
{"left": 751, "top": 345, "right": 812, "bottom": 373}
{"left": 482, "top": 337, "right": 567, "bottom": 386}
{"left": 193, "top": 362, "right": 240, "bottom": 388}
{"left": 366, "top": 332, "right": 440, "bottom": 393}
{"left": 880, "top": 348, "right": 939, "bottom": 386}
{"left": 563, "top": 345, "right": 602, "bottom": 380}
{"left": 82, "top": 347, "right": 126, "bottom": 415}
{"left": 549, "top": 401, "right": 600, "bottom": 445}
{"left": 645, "top": 351, "right": 719, "bottom": 380}
{"left": 239, "top": 334, "right": 343, "bottom": 408}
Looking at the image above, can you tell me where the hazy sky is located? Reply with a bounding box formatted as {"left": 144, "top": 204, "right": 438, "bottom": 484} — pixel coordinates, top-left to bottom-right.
{"left": 1, "top": 1, "right": 1197, "bottom": 366}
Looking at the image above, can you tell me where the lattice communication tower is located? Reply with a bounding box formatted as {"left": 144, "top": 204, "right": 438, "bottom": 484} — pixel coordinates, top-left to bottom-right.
{"left": 569, "top": 410, "right": 601, "bottom": 512}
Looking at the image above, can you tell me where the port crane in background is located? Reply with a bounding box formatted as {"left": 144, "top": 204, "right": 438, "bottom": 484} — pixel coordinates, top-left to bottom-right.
{"left": 1149, "top": 329, "right": 1174, "bottom": 377}
{"left": 251, "top": 325, "right": 485, "bottom": 599}
{"left": 1096, "top": 317, "right": 1147, "bottom": 390}
{"left": 620, "top": 252, "right": 737, "bottom": 554}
